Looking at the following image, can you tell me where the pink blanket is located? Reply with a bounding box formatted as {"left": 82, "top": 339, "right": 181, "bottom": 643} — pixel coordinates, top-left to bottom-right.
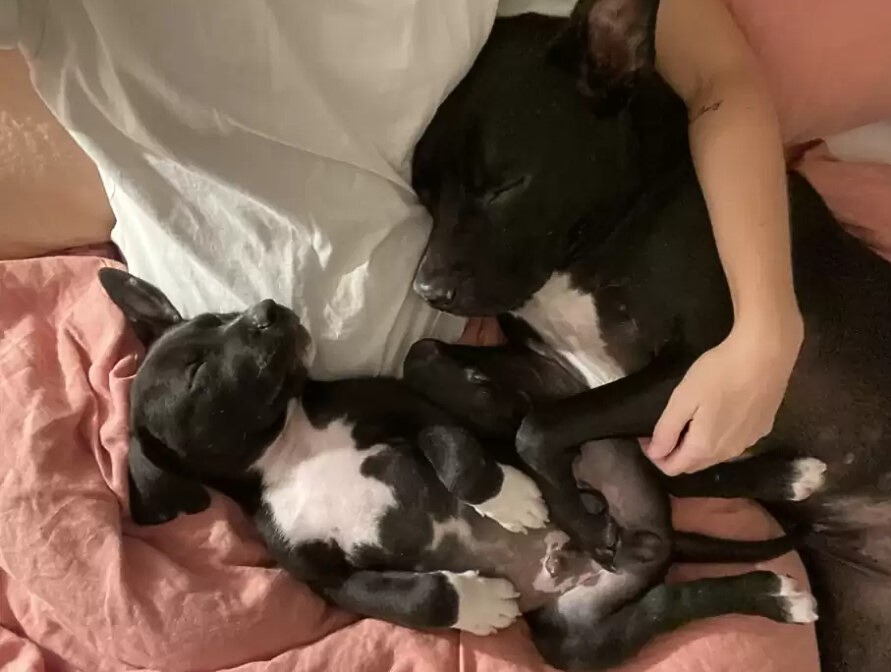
{"left": 0, "top": 255, "right": 819, "bottom": 672}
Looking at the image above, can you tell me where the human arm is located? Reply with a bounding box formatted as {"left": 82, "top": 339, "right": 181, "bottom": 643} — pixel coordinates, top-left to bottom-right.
{"left": 646, "top": 0, "right": 803, "bottom": 474}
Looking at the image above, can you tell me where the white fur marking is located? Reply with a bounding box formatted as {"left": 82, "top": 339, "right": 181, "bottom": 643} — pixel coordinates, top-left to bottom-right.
{"left": 775, "top": 575, "right": 818, "bottom": 623}
{"left": 470, "top": 465, "right": 549, "bottom": 533}
{"left": 515, "top": 273, "right": 626, "bottom": 388}
{"left": 553, "top": 569, "right": 631, "bottom": 620}
{"left": 428, "top": 517, "right": 475, "bottom": 552}
{"left": 790, "top": 458, "right": 827, "bottom": 501}
{"left": 532, "top": 531, "right": 597, "bottom": 594}
{"left": 443, "top": 570, "right": 520, "bottom": 635}
{"left": 253, "top": 400, "right": 397, "bottom": 555}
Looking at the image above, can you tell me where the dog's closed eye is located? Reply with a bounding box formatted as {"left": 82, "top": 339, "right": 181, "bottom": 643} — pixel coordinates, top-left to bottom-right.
{"left": 483, "top": 176, "right": 530, "bottom": 207}
{"left": 186, "top": 361, "right": 207, "bottom": 388}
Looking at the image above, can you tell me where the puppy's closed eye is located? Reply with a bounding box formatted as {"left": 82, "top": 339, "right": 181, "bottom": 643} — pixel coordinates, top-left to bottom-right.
{"left": 185, "top": 361, "right": 207, "bottom": 389}
{"left": 483, "top": 176, "right": 530, "bottom": 207}
{"left": 194, "top": 314, "right": 225, "bottom": 329}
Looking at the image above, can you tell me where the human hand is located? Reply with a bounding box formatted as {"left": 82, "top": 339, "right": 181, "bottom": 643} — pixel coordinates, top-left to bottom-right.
{"left": 645, "top": 317, "right": 803, "bottom": 475}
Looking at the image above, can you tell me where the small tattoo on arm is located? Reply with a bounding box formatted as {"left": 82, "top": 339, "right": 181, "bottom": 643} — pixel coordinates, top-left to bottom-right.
{"left": 690, "top": 100, "right": 722, "bottom": 123}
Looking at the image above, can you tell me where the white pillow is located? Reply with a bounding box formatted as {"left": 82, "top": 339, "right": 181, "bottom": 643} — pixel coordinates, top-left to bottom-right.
{"left": 8, "top": 0, "right": 502, "bottom": 377}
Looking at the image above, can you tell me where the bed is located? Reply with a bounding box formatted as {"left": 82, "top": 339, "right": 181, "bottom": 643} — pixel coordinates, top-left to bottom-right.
{"left": 3, "top": 1, "right": 891, "bottom": 670}
{"left": 0, "top": 263, "right": 819, "bottom": 671}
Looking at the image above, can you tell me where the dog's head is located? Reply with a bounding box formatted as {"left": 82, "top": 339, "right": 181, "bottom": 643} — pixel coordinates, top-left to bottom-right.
{"left": 412, "top": 0, "right": 665, "bottom": 316}
{"left": 99, "top": 268, "right": 312, "bottom": 525}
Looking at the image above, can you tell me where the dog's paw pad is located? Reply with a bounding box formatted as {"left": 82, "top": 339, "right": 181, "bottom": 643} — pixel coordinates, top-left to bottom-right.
{"left": 788, "top": 458, "right": 827, "bottom": 501}
{"left": 774, "top": 575, "right": 818, "bottom": 623}
{"left": 445, "top": 571, "right": 520, "bottom": 635}
{"left": 471, "top": 465, "right": 549, "bottom": 533}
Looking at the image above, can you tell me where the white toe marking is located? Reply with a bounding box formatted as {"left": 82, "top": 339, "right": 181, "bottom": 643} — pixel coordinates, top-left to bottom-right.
{"left": 790, "top": 458, "right": 827, "bottom": 501}
{"left": 443, "top": 571, "right": 521, "bottom": 635}
{"left": 470, "top": 465, "right": 549, "bottom": 533}
{"left": 775, "top": 575, "right": 818, "bottom": 623}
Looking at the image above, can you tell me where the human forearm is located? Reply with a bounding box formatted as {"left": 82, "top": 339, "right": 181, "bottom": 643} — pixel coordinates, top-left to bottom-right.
{"left": 648, "top": 0, "right": 803, "bottom": 472}
{"left": 655, "top": 0, "right": 801, "bottom": 345}
{"left": 687, "top": 73, "right": 802, "bottom": 338}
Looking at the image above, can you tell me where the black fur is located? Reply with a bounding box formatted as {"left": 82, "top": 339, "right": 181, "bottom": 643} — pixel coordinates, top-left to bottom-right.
{"left": 100, "top": 266, "right": 815, "bottom": 671}
{"left": 411, "top": 9, "right": 891, "bottom": 671}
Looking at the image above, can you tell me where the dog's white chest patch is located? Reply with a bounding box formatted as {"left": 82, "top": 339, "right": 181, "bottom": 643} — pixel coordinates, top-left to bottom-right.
{"left": 253, "top": 401, "right": 396, "bottom": 555}
{"left": 514, "top": 273, "right": 625, "bottom": 388}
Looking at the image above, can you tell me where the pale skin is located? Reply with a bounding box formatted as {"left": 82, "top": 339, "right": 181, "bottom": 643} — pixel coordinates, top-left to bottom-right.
{"left": 646, "top": 0, "right": 803, "bottom": 475}
{"left": 463, "top": 0, "right": 803, "bottom": 475}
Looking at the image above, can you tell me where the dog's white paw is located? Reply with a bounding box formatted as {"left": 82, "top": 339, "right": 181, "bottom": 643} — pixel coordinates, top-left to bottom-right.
{"left": 789, "top": 458, "right": 827, "bottom": 501}
{"left": 774, "top": 575, "right": 818, "bottom": 623}
{"left": 444, "top": 571, "right": 521, "bottom": 635}
{"left": 471, "top": 465, "right": 549, "bottom": 533}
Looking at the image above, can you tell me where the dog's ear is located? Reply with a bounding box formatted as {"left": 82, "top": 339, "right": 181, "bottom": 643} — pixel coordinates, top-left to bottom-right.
{"left": 99, "top": 268, "right": 182, "bottom": 348}
{"left": 127, "top": 427, "right": 211, "bottom": 525}
{"left": 548, "top": 0, "right": 659, "bottom": 108}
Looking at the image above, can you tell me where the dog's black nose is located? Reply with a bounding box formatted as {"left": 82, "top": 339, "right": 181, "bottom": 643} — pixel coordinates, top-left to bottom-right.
{"left": 413, "top": 279, "right": 456, "bottom": 310}
{"left": 246, "top": 299, "right": 277, "bottom": 330}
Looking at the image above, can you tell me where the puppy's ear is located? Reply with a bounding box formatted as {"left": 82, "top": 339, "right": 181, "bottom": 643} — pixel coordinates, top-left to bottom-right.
{"left": 99, "top": 268, "right": 182, "bottom": 347}
{"left": 127, "top": 427, "right": 210, "bottom": 525}
{"left": 548, "top": 0, "right": 660, "bottom": 109}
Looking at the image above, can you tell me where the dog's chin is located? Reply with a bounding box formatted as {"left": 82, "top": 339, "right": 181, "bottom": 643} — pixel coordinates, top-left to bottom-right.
{"left": 255, "top": 327, "right": 311, "bottom": 399}
{"left": 438, "top": 284, "right": 546, "bottom": 318}
{"left": 261, "top": 355, "right": 306, "bottom": 408}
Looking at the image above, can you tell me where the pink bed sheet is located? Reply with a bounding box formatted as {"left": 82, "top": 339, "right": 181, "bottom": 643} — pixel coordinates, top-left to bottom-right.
{"left": 3, "top": 3, "right": 890, "bottom": 667}
{"left": 0, "top": 255, "right": 819, "bottom": 672}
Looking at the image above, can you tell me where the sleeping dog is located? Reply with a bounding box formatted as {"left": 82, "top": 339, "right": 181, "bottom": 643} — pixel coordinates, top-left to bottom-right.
{"left": 100, "top": 268, "right": 817, "bottom": 671}
{"left": 409, "top": 5, "right": 891, "bottom": 671}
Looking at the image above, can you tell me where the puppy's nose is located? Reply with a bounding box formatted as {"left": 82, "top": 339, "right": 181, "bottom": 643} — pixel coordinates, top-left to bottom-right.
{"left": 246, "top": 299, "right": 277, "bottom": 330}
{"left": 413, "top": 279, "right": 456, "bottom": 310}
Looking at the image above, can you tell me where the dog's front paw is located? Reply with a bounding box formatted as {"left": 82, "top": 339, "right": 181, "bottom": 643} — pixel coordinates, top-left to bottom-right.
{"left": 773, "top": 574, "right": 819, "bottom": 623}
{"left": 444, "top": 571, "right": 521, "bottom": 635}
{"left": 787, "top": 458, "right": 827, "bottom": 501}
{"left": 471, "top": 465, "right": 549, "bottom": 533}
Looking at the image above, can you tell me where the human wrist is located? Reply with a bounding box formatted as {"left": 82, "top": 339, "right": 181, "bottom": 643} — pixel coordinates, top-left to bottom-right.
{"left": 731, "top": 296, "right": 803, "bottom": 359}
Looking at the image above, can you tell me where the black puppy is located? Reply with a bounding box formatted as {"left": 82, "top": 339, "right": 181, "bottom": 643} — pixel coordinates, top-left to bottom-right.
{"left": 410, "top": 6, "right": 891, "bottom": 671}
{"left": 101, "top": 268, "right": 817, "bottom": 671}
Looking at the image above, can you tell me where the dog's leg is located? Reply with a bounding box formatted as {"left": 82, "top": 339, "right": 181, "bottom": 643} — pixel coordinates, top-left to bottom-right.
{"left": 319, "top": 568, "right": 521, "bottom": 635}
{"left": 517, "top": 350, "right": 688, "bottom": 455}
{"left": 668, "top": 453, "right": 827, "bottom": 503}
{"left": 259, "top": 517, "right": 521, "bottom": 635}
{"left": 403, "top": 339, "right": 537, "bottom": 439}
{"left": 417, "top": 424, "right": 548, "bottom": 534}
{"left": 528, "top": 571, "right": 817, "bottom": 671}
{"left": 515, "top": 353, "right": 688, "bottom": 559}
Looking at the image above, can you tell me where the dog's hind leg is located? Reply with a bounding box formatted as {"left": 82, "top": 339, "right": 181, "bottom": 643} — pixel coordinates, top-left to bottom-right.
{"left": 416, "top": 423, "right": 550, "bottom": 534}
{"left": 667, "top": 452, "right": 827, "bottom": 503}
{"left": 528, "top": 571, "right": 817, "bottom": 671}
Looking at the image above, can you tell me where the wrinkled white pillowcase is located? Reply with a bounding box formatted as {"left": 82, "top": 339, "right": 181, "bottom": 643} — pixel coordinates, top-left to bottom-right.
{"left": 4, "top": 0, "right": 511, "bottom": 377}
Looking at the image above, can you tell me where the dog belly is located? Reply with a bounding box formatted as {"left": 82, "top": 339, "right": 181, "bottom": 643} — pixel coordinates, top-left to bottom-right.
{"left": 426, "top": 514, "right": 608, "bottom": 613}
{"left": 260, "top": 444, "right": 400, "bottom": 558}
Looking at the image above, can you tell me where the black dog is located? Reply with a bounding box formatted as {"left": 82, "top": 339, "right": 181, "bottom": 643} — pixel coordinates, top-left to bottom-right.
{"left": 100, "top": 268, "right": 817, "bottom": 671}
{"left": 410, "top": 6, "right": 891, "bottom": 671}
